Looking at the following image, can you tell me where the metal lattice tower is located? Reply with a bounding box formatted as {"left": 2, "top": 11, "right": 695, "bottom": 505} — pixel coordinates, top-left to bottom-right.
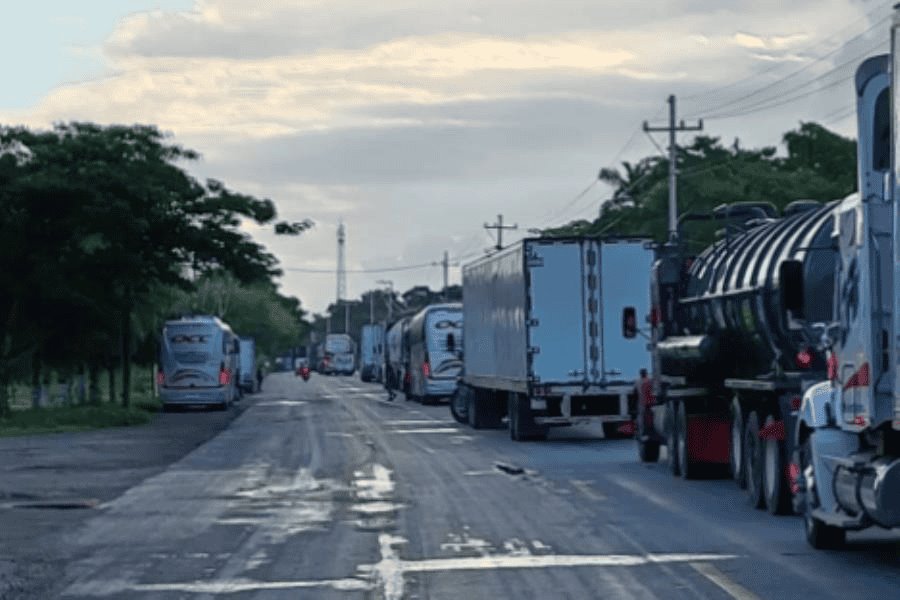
{"left": 336, "top": 220, "right": 347, "bottom": 302}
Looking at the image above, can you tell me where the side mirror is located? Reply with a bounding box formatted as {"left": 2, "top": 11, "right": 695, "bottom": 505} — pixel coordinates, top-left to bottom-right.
{"left": 447, "top": 333, "right": 456, "bottom": 353}
{"left": 622, "top": 307, "right": 637, "bottom": 339}
{"left": 780, "top": 260, "right": 804, "bottom": 318}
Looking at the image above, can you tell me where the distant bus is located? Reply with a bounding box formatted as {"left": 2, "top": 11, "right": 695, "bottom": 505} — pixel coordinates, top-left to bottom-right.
{"left": 384, "top": 317, "right": 410, "bottom": 392}
{"left": 360, "top": 323, "right": 385, "bottom": 382}
{"left": 407, "top": 304, "right": 463, "bottom": 403}
{"left": 158, "top": 316, "right": 240, "bottom": 410}
{"left": 323, "top": 333, "right": 356, "bottom": 375}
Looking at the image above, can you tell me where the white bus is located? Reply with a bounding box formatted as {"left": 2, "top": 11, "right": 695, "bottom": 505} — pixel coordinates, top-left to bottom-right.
{"left": 158, "top": 316, "right": 240, "bottom": 410}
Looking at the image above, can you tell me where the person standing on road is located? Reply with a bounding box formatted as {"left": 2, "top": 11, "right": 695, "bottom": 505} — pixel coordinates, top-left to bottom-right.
{"left": 256, "top": 367, "right": 264, "bottom": 392}
{"left": 634, "top": 368, "right": 653, "bottom": 431}
{"left": 385, "top": 367, "right": 396, "bottom": 401}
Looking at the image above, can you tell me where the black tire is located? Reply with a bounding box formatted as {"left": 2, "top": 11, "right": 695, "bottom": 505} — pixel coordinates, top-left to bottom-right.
{"left": 468, "top": 388, "right": 487, "bottom": 429}
{"left": 508, "top": 393, "right": 547, "bottom": 441}
{"left": 676, "top": 401, "right": 699, "bottom": 479}
{"left": 730, "top": 397, "right": 746, "bottom": 489}
{"left": 745, "top": 410, "right": 766, "bottom": 509}
{"left": 800, "top": 437, "right": 846, "bottom": 549}
{"left": 666, "top": 401, "right": 681, "bottom": 476}
{"left": 450, "top": 386, "right": 470, "bottom": 424}
{"left": 763, "top": 414, "right": 792, "bottom": 515}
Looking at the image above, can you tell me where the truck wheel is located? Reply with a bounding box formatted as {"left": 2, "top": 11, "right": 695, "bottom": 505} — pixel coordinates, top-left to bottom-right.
{"left": 450, "top": 386, "right": 470, "bottom": 424}
{"left": 636, "top": 401, "right": 660, "bottom": 463}
{"left": 763, "top": 414, "right": 792, "bottom": 515}
{"left": 508, "top": 393, "right": 546, "bottom": 441}
{"left": 676, "top": 401, "right": 699, "bottom": 479}
{"left": 666, "top": 401, "right": 681, "bottom": 476}
{"left": 730, "top": 397, "right": 746, "bottom": 489}
{"left": 800, "top": 437, "right": 846, "bottom": 549}
{"left": 744, "top": 410, "right": 766, "bottom": 509}
{"left": 468, "top": 389, "right": 491, "bottom": 429}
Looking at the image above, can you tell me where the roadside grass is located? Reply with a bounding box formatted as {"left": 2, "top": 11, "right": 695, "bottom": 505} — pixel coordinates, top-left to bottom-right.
{"left": 1, "top": 366, "right": 162, "bottom": 437}
{"left": 0, "top": 402, "right": 158, "bottom": 437}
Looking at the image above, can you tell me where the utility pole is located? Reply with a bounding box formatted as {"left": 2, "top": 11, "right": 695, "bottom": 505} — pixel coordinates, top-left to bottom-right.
{"left": 344, "top": 301, "right": 350, "bottom": 334}
{"left": 643, "top": 95, "right": 703, "bottom": 240}
{"left": 336, "top": 221, "right": 347, "bottom": 302}
{"left": 377, "top": 279, "right": 394, "bottom": 323}
{"left": 369, "top": 291, "right": 375, "bottom": 324}
{"left": 484, "top": 214, "right": 518, "bottom": 251}
{"left": 326, "top": 315, "right": 331, "bottom": 335}
{"left": 441, "top": 250, "right": 449, "bottom": 300}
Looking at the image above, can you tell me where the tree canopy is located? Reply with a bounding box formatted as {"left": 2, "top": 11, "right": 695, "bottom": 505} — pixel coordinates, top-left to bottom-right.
{"left": 546, "top": 122, "right": 857, "bottom": 250}
{"left": 0, "top": 122, "right": 311, "bottom": 411}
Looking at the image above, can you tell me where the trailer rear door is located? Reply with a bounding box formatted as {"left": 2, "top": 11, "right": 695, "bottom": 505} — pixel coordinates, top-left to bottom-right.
{"left": 527, "top": 240, "right": 588, "bottom": 384}
{"left": 597, "top": 240, "right": 654, "bottom": 384}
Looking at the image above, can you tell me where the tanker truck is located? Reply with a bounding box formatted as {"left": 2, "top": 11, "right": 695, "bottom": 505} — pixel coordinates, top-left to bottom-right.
{"left": 631, "top": 44, "right": 899, "bottom": 547}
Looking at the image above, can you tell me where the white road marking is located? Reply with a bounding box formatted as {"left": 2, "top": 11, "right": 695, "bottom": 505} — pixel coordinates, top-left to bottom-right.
{"left": 384, "top": 419, "right": 442, "bottom": 426}
{"left": 463, "top": 470, "right": 500, "bottom": 476}
{"left": 690, "top": 562, "right": 761, "bottom": 600}
{"left": 388, "top": 428, "right": 461, "bottom": 434}
{"left": 440, "top": 533, "right": 493, "bottom": 555}
{"left": 362, "top": 533, "right": 740, "bottom": 600}
{"left": 571, "top": 479, "right": 606, "bottom": 501}
{"left": 351, "top": 501, "right": 405, "bottom": 515}
{"left": 64, "top": 577, "right": 372, "bottom": 596}
{"left": 353, "top": 464, "right": 395, "bottom": 500}
{"left": 255, "top": 400, "right": 307, "bottom": 407}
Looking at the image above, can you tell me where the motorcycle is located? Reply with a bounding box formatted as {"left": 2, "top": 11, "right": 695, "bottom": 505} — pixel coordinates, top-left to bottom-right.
{"left": 296, "top": 365, "right": 311, "bottom": 381}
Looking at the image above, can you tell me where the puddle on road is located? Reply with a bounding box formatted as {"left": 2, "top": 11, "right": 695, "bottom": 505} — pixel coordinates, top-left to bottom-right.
{"left": 217, "top": 468, "right": 337, "bottom": 544}
{"left": 349, "top": 464, "right": 402, "bottom": 531}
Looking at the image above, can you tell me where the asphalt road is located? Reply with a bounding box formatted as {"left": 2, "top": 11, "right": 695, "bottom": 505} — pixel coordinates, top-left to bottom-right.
{"left": 45, "top": 373, "right": 900, "bottom": 599}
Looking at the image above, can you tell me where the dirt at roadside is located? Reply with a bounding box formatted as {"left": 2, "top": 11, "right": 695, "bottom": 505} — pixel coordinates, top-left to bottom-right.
{"left": 0, "top": 398, "right": 252, "bottom": 600}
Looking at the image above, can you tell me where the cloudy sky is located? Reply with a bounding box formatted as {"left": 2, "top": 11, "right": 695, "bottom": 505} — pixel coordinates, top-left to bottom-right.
{"left": 1, "top": 0, "right": 888, "bottom": 313}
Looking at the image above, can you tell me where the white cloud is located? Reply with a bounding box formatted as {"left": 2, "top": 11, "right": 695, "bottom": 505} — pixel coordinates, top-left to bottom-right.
{"left": 0, "top": 0, "right": 880, "bottom": 311}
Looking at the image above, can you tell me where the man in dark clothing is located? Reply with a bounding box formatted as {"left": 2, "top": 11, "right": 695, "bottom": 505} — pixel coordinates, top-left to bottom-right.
{"left": 256, "top": 367, "right": 264, "bottom": 392}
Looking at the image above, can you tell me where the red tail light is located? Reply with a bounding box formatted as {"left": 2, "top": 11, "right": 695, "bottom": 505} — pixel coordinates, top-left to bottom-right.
{"left": 790, "top": 396, "right": 802, "bottom": 411}
{"left": 219, "top": 368, "right": 230, "bottom": 385}
{"left": 422, "top": 362, "right": 431, "bottom": 377}
{"left": 649, "top": 306, "right": 661, "bottom": 327}
{"left": 404, "top": 371, "right": 411, "bottom": 384}
{"left": 156, "top": 371, "right": 165, "bottom": 386}
{"left": 795, "top": 349, "right": 813, "bottom": 369}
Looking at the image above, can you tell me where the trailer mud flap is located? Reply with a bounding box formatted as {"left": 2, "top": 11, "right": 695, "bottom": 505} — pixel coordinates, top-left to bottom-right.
{"left": 758, "top": 419, "right": 786, "bottom": 441}
{"left": 686, "top": 415, "right": 730, "bottom": 464}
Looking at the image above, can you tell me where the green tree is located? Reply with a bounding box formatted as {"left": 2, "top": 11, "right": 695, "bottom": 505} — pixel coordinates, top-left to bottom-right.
{"left": 0, "top": 122, "right": 311, "bottom": 412}
{"left": 546, "top": 122, "right": 857, "bottom": 249}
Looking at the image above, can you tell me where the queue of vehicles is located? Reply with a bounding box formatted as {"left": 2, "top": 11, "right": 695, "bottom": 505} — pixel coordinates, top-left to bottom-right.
{"left": 365, "top": 36, "right": 900, "bottom": 549}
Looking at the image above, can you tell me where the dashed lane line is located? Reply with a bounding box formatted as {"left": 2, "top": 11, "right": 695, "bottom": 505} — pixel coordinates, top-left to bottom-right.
{"left": 690, "top": 562, "right": 761, "bottom": 600}
{"left": 571, "top": 480, "right": 607, "bottom": 501}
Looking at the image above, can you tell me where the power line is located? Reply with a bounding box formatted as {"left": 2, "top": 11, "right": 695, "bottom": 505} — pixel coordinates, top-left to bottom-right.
{"left": 684, "top": 14, "right": 889, "bottom": 119}
{"left": 703, "top": 38, "right": 884, "bottom": 121}
{"left": 681, "top": 2, "right": 889, "bottom": 106}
